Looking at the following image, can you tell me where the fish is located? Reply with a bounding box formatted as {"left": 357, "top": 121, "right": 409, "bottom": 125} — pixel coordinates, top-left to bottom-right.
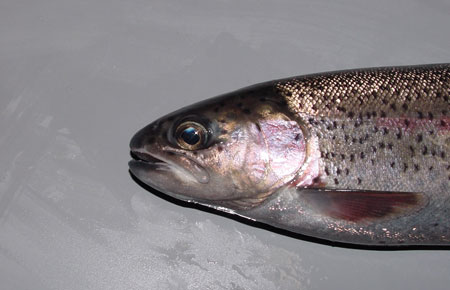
{"left": 129, "top": 64, "right": 450, "bottom": 247}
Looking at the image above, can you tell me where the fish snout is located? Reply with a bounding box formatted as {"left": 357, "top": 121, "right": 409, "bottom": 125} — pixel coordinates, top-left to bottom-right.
{"left": 129, "top": 121, "right": 161, "bottom": 151}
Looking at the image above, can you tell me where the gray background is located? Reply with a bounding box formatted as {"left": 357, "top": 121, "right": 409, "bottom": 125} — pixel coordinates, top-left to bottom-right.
{"left": 1, "top": 0, "right": 449, "bottom": 289}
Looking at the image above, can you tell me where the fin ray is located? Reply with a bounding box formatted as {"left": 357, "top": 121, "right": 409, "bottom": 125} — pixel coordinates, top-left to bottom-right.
{"left": 301, "top": 189, "right": 427, "bottom": 222}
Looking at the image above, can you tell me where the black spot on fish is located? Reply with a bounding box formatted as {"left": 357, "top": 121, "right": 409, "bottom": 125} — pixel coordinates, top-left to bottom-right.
{"left": 432, "top": 149, "right": 437, "bottom": 156}
{"left": 433, "top": 223, "right": 439, "bottom": 227}
{"left": 404, "top": 119, "right": 410, "bottom": 127}
{"left": 382, "top": 98, "right": 388, "bottom": 105}
{"left": 429, "top": 166, "right": 433, "bottom": 171}
{"left": 396, "top": 130, "right": 402, "bottom": 139}
{"left": 441, "top": 152, "right": 446, "bottom": 159}
{"left": 388, "top": 143, "right": 393, "bottom": 150}
{"left": 344, "top": 135, "right": 349, "bottom": 142}
{"left": 345, "top": 168, "right": 350, "bottom": 176}
{"left": 409, "top": 146, "right": 415, "bottom": 157}
{"left": 295, "top": 133, "right": 301, "bottom": 141}
{"left": 428, "top": 112, "right": 434, "bottom": 120}
{"left": 429, "top": 130, "right": 435, "bottom": 135}
{"left": 422, "top": 146, "right": 428, "bottom": 155}
{"left": 441, "top": 120, "right": 447, "bottom": 127}
{"left": 217, "top": 145, "right": 223, "bottom": 152}
{"left": 352, "top": 137, "right": 357, "bottom": 143}
{"left": 357, "top": 178, "right": 362, "bottom": 185}
{"left": 381, "top": 111, "right": 387, "bottom": 118}
{"left": 414, "top": 164, "right": 420, "bottom": 172}
{"left": 333, "top": 121, "right": 338, "bottom": 129}
{"left": 347, "top": 111, "right": 355, "bottom": 118}
{"left": 350, "top": 154, "right": 355, "bottom": 162}
{"left": 325, "top": 167, "right": 330, "bottom": 175}
{"left": 383, "top": 128, "right": 389, "bottom": 135}
{"left": 360, "top": 152, "right": 365, "bottom": 159}
{"left": 379, "top": 142, "right": 385, "bottom": 149}
{"left": 334, "top": 178, "right": 339, "bottom": 185}
{"left": 417, "top": 134, "right": 423, "bottom": 143}
{"left": 402, "top": 103, "right": 408, "bottom": 111}
{"left": 337, "top": 106, "right": 346, "bottom": 113}
{"left": 403, "top": 163, "right": 408, "bottom": 172}
{"left": 390, "top": 162, "right": 395, "bottom": 168}
{"left": 372, "top": 111, "right": 377, "bottom": 118}
{"left": 371, "top": 146, "right": 377, "bottom": 153}
{"left": 336, "top": 168, "right": 341, "bottom": 175}
{"left": 370, "top": 159, "right": 375, "bottom": 165}
{"left": 390, "top": 104, "right": 397, "bottom": 112}
{"left": 443, "top": 109, "right": 448, "bottom": 116}
{"left": 374, "top": 126, "right": 379, "bottom": 133}
{"left": 417, "top": 111, "right": 424, "bottom": 119}
{"left": 341, "top": 154, "right": 346, "bottom": 160}
{"left": 192, "top": 151, "right": 197, "bottom": 156}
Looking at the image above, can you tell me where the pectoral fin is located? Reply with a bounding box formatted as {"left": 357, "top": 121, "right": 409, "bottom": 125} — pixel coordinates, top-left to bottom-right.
{"left": 301, "top": 189, "right": 427, "bottom": 222}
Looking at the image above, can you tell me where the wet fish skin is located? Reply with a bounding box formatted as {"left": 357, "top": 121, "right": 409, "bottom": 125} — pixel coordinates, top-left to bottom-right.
{"left": 129, "top": 64, "right": 450, "bottom": 246}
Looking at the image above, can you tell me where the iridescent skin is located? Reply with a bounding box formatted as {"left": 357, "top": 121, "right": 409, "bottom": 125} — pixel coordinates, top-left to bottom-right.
{"left": 129, "top": 64, "right": 450, "bottom": 246}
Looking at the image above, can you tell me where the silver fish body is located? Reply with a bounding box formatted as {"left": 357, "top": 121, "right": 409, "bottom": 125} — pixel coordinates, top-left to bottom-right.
{"left": 129, "top": 64, "right": 450, "bottom": 246}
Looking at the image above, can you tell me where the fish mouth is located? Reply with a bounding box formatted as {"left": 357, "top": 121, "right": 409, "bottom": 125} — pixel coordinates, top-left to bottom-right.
{"left": 130, "top": 150, "right": 166, "bottom": 165}
{"left": 129, "top": 149, "right": 172, "bottom": 171}
{"left": 129, "top": 148, "right": 210, "bottom": 186}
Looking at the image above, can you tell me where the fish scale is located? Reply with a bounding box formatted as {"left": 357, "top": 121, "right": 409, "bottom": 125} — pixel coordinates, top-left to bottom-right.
{"left": 275, "top": 65, "right": 449, "bottom": 195}
{"left": 130, "top": 64, "right": 450, "bottom": 246}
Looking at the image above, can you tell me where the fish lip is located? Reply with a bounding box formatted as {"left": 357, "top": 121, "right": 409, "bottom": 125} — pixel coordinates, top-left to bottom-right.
{"left": 130, "top": 150, "right": 164, "bottom": 164}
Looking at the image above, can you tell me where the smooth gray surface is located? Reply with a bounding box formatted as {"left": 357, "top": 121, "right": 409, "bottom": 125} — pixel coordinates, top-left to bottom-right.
{"left": 1, "top": 0, "right": 449, "bottom": 289}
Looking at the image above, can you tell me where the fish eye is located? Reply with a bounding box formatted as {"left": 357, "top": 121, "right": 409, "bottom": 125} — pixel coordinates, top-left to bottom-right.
{"left": 175, "top": 121, "right": 207, "bottom": 150}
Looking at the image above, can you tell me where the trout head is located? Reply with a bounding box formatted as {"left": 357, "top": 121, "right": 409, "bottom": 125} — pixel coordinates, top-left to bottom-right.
{"left": 129, "top": 88, "right": 309, "bottom": 209}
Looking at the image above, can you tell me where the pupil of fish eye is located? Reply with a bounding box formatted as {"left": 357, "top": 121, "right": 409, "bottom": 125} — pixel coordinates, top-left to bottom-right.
{"left": 181, "top": 127, "right": 200, "bottom": 145}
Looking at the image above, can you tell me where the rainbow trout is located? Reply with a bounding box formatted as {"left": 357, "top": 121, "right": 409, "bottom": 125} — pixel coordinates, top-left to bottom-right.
{"left": 129, "top": 64, "right": 450, "bottom": 246}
